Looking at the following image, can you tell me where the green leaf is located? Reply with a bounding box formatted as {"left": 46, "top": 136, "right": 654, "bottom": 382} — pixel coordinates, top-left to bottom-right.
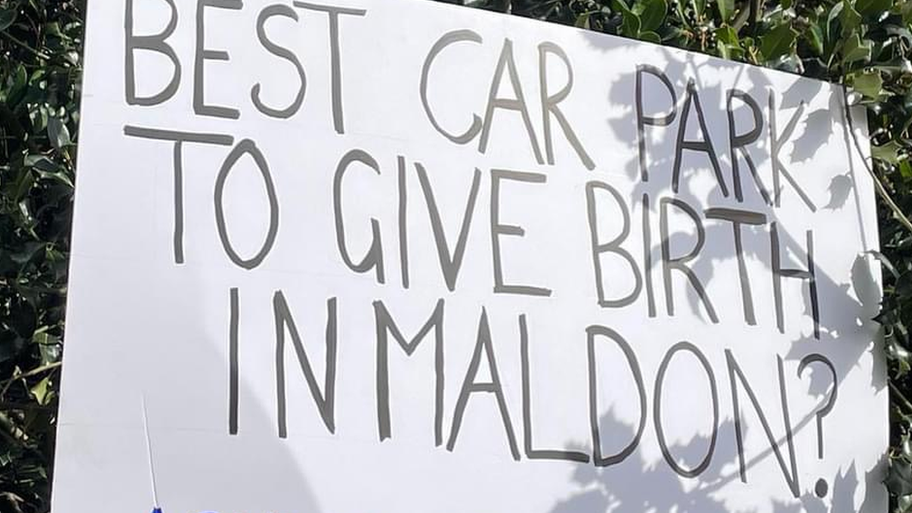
{"left": 827, "top": 2, "right": 844, "bottom": 28}
{"left": 37, "top": 335, "right": 61, "bottom": 366}
{"left": 11, "top": 166, "right": 35, "bottom": 201}
{"left": 715, "top": 24, "right": 739, "bottom": 45}
{"left": 839, "top": 1, "right": 862, "bottom": 36}
{"left": 843, "top": 33, "right": 873, "bottom": 64}
{"left": 899, "top": 494, "right": 912, "bottom": 513}
{"left": 30, "top": 377, "right": 52, "bottom": 406}
{"left": 851, "top": 70, "right": 884, "bottom": 99}
{"left": 829, "top": 1, "right": 862, "bottom": 41}
{"left": 886, "top": 459, "right": 912, "bottom": 497}
{"left": 806, "top": 23, "right": 824, "bottom": 55}
{"left": 613, "top": 0, "right": 642, "bottom": 36}
{"left": 9, "top": 241, "right": 45, "bottom": 265}
{"left": 574, "top": 11, "right": 592, "bottom": 28}
{"left": 716, "top": 0, "right": 734, "bottom": 21}
{"left": 24, "top": 154, "right": 58, "bottom": 171}
{"left": 635, "top": 0, "right": 667, "bottom": 32}
{"left": 759, "top": 24, "right": 797, "bottom": 62}
{"left": 873, "top": 140, "right": 903, "bottom": 163}
{"left": 868, "top": 250, "right": 900, "bottom": 278}
{"left": 0, "top": 5, "right": 18, "bottom": 32}
{"left": 638, "top": 30, "right": 661, "bottom": 43}
{"left": 47, "top": 117, "right": 71, "bottom": 149}
{"left": 856, "top": 0, "right": 891, "bottom": 16}
{"left": 896, "top": 271, "right": 912, "bottom": 296}
{"left": 900, "top": 161, "right": 912, "bottom": 179}
{"left": 37, "top": 169, "right": 74, "bottom": 188}
{"left": 715, "top": 27, "right": 745, "bottom": 60}
{"left": 886, "top": 26, "right": 912, "bottom": 47}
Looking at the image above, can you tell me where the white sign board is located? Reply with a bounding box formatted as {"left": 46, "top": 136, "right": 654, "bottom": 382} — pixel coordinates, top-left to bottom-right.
{"left": 54, "top": 0, "right": 887, "bottom": 512}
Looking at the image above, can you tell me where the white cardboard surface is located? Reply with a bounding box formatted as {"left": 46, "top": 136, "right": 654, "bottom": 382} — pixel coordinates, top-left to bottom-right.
{"left": 54, "top": 1, "right": 887, "bottom": 512}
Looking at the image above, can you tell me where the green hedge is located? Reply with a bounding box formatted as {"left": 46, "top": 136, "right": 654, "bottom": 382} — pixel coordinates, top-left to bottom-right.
{"left": 0, "top": 0, "right": 79, "bottom": 511}
{"left": 1, "top": 0, "right": 912, "bottom": 511}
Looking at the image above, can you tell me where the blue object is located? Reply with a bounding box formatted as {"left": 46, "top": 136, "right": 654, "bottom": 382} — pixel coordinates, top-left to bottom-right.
{"left": 152, "top": 508, "right": 162, "bottom": 513}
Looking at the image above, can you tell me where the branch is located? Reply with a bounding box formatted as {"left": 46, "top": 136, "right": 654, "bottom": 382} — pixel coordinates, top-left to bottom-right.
{"left": 891, "top": 381, "right": 912, "bottom": 414}
{"left": 748, "top": 0, "right": 762, "bottom": 34}
{"left": 0, "top": 401, "right": 54, "bottom": 412}
{"left": 0, "top": 362, "right": 61, "bottom": 389}
{"left": 1, "top": 31, "right": 50, "bottom": 60}
{"left": 842, "top": 88, "right": 912, "bottom": 234}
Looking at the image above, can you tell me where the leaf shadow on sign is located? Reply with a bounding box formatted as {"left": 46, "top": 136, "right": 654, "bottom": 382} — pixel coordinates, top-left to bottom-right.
{"left": 585, "top": 31, "right": 885, "bottom": 390}
{"left": 141, "top": 277, "right": 324, "bottom": 513}
{"left": 550, "top": 413, "right": 740, "bottom": 513}
{"left": 549, "top": 410, "right": 878, "bottom": 513}
{"left": 565, "top": 30, "right": 887, "bottom": 512}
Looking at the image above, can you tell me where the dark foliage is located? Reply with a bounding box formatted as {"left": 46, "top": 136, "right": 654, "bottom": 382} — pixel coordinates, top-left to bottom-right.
{"left": 2, "top": 0, "right": 911, "bottom": 511}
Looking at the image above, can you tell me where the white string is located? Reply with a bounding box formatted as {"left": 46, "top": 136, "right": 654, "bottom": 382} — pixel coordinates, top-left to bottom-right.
{"left": 141, "top": 394, "right": 160, "bottom": 508}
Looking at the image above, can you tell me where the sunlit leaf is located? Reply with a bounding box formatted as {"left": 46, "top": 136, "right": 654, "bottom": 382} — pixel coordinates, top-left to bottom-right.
{"left": 873, "top": 140, "right": 903, "bottom": 163}
{"left": 635, "top": 0, "right": 666, "bottom": 32}
{"left": 639, "top": 30, "right": 661, "bottom": 43}
{"left": 30, "top": 377, "right": 52, "bottom": 406}
{"left": 886, "top": 460, "right": 912, "bottom": 497}
{"left": 612, "top": 0, "right": 641, "bottom": 36}
{"left": 852, "top": 71, "right": 884, "bottom": 99}
{"left": 760, "top": 23, "right": 797, "bottom": 62}
{"left": 47, "top": 117, "right": 71, "bottom": 149}
{"left": 715, "top": 0, "right": 734, "bottom": 21}
{"left": 843, "top": 33, "right": 873, "bottom": 64}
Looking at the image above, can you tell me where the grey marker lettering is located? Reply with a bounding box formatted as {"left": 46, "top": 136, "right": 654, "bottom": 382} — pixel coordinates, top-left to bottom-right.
{"left": 252, "top": 4, "right": 307, "bottom": 119}
{"left": 585, "top": 181, "right": 642, "bottom": 308}
{"left": 769, "top": 92, "right": 815, "bottom": 211}
{"left": 727, "top": 90, "right": 770, "bottom": 204}
{"left": 123, "top": 125, "right": 235, "bottom": 146}
{"left": 123, "top": 126, "right": 234, "bottom": 264}
{"left": 446, "top": 308, "right": 521, "bottom": 461}
{"left": 420, "top": 30, "right": 484, "bottom": 144}
{"left": 333, "top": 149, "right": 386, "bottom": 284}
{"left": 275, "top": 292, "right": 338, "bottom": 438}
{"left": 704, "top": 208, "right": 767, "bottom": 325}
{"left": 797, "top": 354, "right": 838, "bottom": 459}
{"left": 415, "top": 163, "right": 482, "bottom": 292}
{"left": 195, "top": 0, "right": 243, "bottom": 119}
{"left": 660, "top": 198, "right": 718, "bottom": 323}
{"left": 654, "top": 341, "right": 719, "bottom": 478}
{"left": 491, "top": 169, "right": 552, "bottom": 297}
{"left": 214, "top": 139, "right": 280, "bottom": 270}
{"left": 538, "top": 42, "right": 594, "bottom": 170}
{"left": 770, "top": 223, "right": 820, "bottom": 339}
{"left": 398, "top": 156, "right": 410, "bottom": 289}
{"left": 479, "top": 39, "right": 544, "bottom": 164}
{"left": 587, "top": 325, "right": 646, "bottom": 467}
{"left": 125, "top": 0, "right": 180, "bottom": 106}
{"left": 642, "top": 194, "right": 657, "bottom": 317}
{"left": 228, "top": 287, "right": 239, "bottom": 435}
{"left": 726, "top": 351, "right": 800, "bottom": 498}
{"left": 671, "top": 80, "right": 729, "bottom": 197}
{"left": 635, "top": 65, "right": 677, "bottom": 183}
{"left": 520, "top": 314, "right": 590, "bottom": 463}
{"left": 293, "top": 1, "right": 367, "bottom": 134}
{"left": 374, "top": 300, "right": 445, "bottom": 446}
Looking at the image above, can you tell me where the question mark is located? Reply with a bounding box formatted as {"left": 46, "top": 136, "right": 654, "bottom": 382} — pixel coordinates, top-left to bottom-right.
{"left": 797, "top": 353, "right": 838, "bottom": 460}
{"left": 798, "top": 353, "right": 838, "bottom": 499}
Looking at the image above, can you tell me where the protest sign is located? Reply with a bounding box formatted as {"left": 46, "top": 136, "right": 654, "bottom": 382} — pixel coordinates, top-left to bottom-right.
{"left": 53, "top": 1, "right": 887, "bottom": 511}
